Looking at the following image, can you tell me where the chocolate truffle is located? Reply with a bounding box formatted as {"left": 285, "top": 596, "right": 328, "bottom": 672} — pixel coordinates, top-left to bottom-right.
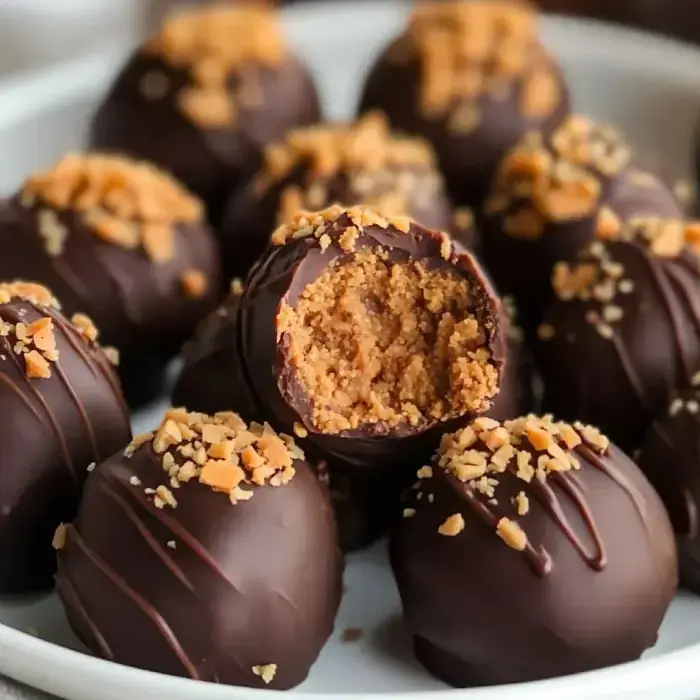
{"left": 218, "top": 204, "right": 503, "bottom": 474}
{"left": 640, "top": 381, "right": 700, "bottom": 593}
{"left": 536, "top": 218, "right": 700, "bottom": 453}
{"left": 219, "top": 111, "right": 456, "bottom": 280}
{"left": 392, "top": 415, "right": 677, "bottom": 687}
{"left": 358, "top": 0, "right": 570, "bottom": 208}
{"left": 0, "top": 154, "right": 221, "bottom": 406}
{"left": 56, "top": 409, "right": 341, "bottom": 688}
{"left": 0, "top": 282, "right": 130, "bottom": 594}
{"left": 90, "top": 5, "right": 321, "bottom": 220}
{"left": 481, "top": 115, "right": 683, "bottom": 331}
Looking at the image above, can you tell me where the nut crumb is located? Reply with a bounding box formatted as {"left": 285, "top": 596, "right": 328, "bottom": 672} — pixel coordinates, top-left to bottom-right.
{"left": 252, "top": 664, "right": 278, "bottom": 684}
{"left": 438, "top": 513, "right": 465, "bottom": 536}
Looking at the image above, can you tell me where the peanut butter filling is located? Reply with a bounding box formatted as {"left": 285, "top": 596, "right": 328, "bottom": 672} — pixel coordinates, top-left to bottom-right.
{"left": 278, "top": 249, "right": 498, "bottom": 434}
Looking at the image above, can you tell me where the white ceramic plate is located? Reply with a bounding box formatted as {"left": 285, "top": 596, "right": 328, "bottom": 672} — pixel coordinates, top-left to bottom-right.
{"left": 1, "top": 2, "right": 700, "bottom": 699}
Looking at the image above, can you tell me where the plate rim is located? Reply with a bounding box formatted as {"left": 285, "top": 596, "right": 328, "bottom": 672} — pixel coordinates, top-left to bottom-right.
{"left": 0, "top": 2, "right": 700, "bottom": 698}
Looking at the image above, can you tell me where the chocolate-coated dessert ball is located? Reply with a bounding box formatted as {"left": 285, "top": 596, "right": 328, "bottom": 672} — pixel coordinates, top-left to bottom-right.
{"left": 536, "top": 218, "right": 700, "bottom": 453}
{"left": 392, "top": 415, "right": 677, "bottom": 687}
{"left": 0, "top": 282, "right": 130, "bottom": 594}
{"left": 219, "top": 111, "right": 456, "bottom": 280}
{"left": 182, "top": 204, "right": 504, "bottom": 474}
{"left": 0, "top": 154, "right": 221, "bottom": 406}
{"left": 90, "top": 5, "right": 321, "bottom": 219}
{"left": 482, "top": 115, "right": 683, "bottom": 331}
{"left": 640, "top": 381, "right": 700, "bottom": 593}
{"left": 56, "top": 409, "right": 341, "bottom": 688}
{"left": 358, "top": 0, "right": 570, "bottom": 208}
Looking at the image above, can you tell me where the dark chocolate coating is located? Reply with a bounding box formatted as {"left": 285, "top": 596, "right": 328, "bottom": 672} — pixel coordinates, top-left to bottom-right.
{"left": 219, "top": 159, "right": 454, "bottom": 281}
{"left": 56, "top": 441, "right": 342, "bottom": 688}
{"left": 242, "top": 213, "right": 505, "bottom": 472}
{"left": 482, "top": 159, "right": 683, "bottom": 336}
{"left": 640, "top": 387, "right": 700, "bottom": 593}
{"left": 537, "top": 238, "right": 700, "bottom": 454}
{"left": 0, "top": 298, "right": 130, "bottom": 593}
{"left": 0, "top": 198, "right": 221, "bottom": 407}
{"left": 391, "top": 441, "right": 677, "bottom": 687}
{"left": 358, "top": 43, "right": 570, "bottom": 208}
{"left": 90, "top": 51, "right": 321, "bottom": 221}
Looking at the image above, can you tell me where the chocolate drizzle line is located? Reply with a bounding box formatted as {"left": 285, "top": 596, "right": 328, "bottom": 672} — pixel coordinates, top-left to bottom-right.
{"left": 449, "top": 438, "right": 652, "bottom": 577}
{"left": 64, "top": 525, "right": 201, "bottom": 679}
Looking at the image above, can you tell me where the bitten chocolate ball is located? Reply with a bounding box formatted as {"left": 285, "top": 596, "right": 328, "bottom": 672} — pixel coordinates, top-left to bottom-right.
{"left": 174, "top": 205, "right": 504, "bottom": 546}
{"left": 536, "top": 218, "right": 700, "bottom": 453}
{"left": 640, "top": 381, "right": 700, "bottom": 593}
{"left": 0, "top": 282, "right": 130, "bottom": 594}
{"left": 392, "top": 415, "right": 677, "bottom": 687}
{"left": 56, "top": 409, "right": 341, "bottom": 689}
{"left": 0, "top": 154, "right": 221, "bottom": 406}
{"left": 482, "top": 115, "right": 683, "bottom": 331}
{"left": 358, "top": 0, "right": 570, "bottom": 208}
{"left": 208, "top": 205, "right": 503, "bottom": 474}
{"left": 90, "top": 5, "right": 320, "bottom": 219}
{"left": 219, "top": 112, "right": 456, "bottom": 280}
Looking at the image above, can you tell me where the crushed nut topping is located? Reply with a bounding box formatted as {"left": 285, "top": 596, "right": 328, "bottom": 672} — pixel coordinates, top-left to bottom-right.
{"left": 438, "top": 513, "right": 465, "bottom": 536}
{"left": 258, "top": 112, "right": 442, "bottom": 224}
{"left": 180, "top": 269, "right": 208, "bottom": 299}
{"left": 21, "top": 154, "right": 203, "bottom": 272}
{"left": 252, "top": 664, "right": 278, "bottom": 685}
{"left": 404, "top": 1, "right": 559, "bottom": 125}
{"left": 546, "top": 218, "right": 700, "bottom": 340}
{"left": 486, "top": 116, "right": 631, "bottom": 234}
{"left": 52, "top": 523, "right": 67, "bottom": 551}
{"left": 432, "top": 415, "right": 609, "bottom": 549}
{"left": 145, "top": 6, "right": 285, "bottom": 128}
{"left": 123, "top": 409, "right": 303, "bottom": 507}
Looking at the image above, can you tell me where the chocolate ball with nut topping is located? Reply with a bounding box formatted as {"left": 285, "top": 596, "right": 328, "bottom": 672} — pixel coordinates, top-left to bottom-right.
{"left": 56, "top": 409, "right": 342, "bottom": 689}
{"left": 358, "top": 0, "right": 570, "bottom": 209}
{"left": 481, "top": 115, "right": 683, "bottom": 332}
{"left": 90, "top": 5, "right": 321, "bottom": 220}
{"left": 0, "top": 153, "right": 221, "bottom": 406}
{"left": 391, "top": 415, "right": 677, "bottom": 687}
{"left": 219, "top": 112, "right": 456, "bottom": 281}
{"left": 536, "top": 218, "right": 700, "bottom": 453}
{"left": 640, "top": 381, "right": 700, "bottom": 594}
{"left": 239, "top": 205, "right": 505, "bottom": 475}
{"left": 0, "top": 282, "right": 130, "bottom": 594}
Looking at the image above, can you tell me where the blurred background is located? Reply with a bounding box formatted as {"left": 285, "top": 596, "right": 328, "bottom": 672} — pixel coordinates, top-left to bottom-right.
{"left": 0, "top": 0, "right": 699, "bottom": 79}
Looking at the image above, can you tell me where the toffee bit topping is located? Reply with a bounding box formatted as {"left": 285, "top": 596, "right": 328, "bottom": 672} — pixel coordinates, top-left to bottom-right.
{"left": 341, "top": 627, "right": 363, "bottom": 643}
{"left": 52, "top": 524, "right": 67, "bottom": 551}
{"left": 252, "top": 664, "right": 278, "bottom": 685}
{"left": 438, "top": 513, "right": 465, "bottom": 536}
{"left": 272, "top": 204, "right": 397, "bottom": 249}
{"left": 71, "top": 313, "right": 99, "bottom": 343}
{"left": 486, "top": 116, "right": 631, "bottom": 233}
{"left": 0, "top": 310, "right": 61, "bottom": 380}
{"left": 103, "top": 346, "right": 120, "bottom": 366}
{"left": 547, "top": 218, "right": 700, "bottom": 339}
{"left": 405, "top": 2, "right": 559, "bottom": 124}
{"left": 403, "top": 508, "right": 417, "bottom": 518}
{"left": 145, "top": 6, "right": 285, "bottom": 128}
{"left": 496, "top": 517, "right": 527, "bottom": 550}
{"left": 277, "top": 247, "right": 498, "bottom": 434}
{"left": 180, "top": 269, "right": 208, "bottom": 299}
{"left": 21, "top": 154, "right": 203, "bottom": 265}
{"left": 0, "top": 282, "right": 59, "bottom": 309}
{"left": 126, "top": 410, "right": 302, "bottom": 505}
{"left": 435, "top": 415, "right": 609, "bottom": 548}
{"left": 230, "top": 278, "right": 245, "bottom": 296}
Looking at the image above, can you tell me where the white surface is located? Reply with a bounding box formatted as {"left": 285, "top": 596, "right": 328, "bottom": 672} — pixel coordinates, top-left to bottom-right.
{"left": 0, "top": 2, "right": 699, "bottom": 699}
